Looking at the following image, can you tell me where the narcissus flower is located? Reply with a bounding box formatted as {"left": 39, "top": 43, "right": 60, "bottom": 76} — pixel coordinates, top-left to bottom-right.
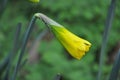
{"left": 35, "top": 13, "right": 91, "bottom": 60}
{"left": 29, "top": 0, "right": 40, "bottom": 3}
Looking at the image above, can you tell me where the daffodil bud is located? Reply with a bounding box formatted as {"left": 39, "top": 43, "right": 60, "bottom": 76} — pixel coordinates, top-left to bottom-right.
{"left": 29, "top": 0, "right": 40, "bottom": 3}
{"left": 35, "top": 13, "right": 91, "bottom": 60}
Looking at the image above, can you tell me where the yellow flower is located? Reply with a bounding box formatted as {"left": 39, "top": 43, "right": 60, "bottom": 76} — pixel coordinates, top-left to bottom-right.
{"left": 29, "top": 0, "right": 40, "bottom": 3}
{"left": 35, "top": 13, "right": 91, "bottom": 60}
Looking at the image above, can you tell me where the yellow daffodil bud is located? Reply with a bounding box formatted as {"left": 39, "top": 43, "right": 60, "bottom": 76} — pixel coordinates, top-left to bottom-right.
{"left": 29, "top": 0, "right": 40, "bottom": 3}
{"left": 35, "top": 13, "right": 91, "bottom": 60}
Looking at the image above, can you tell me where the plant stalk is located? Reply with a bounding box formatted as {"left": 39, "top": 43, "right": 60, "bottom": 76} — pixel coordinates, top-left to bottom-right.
{"left": 97, "top": 0, "right": 117, "bottom": 80}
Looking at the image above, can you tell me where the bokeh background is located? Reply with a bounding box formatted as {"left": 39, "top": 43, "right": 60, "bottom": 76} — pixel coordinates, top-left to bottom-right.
{"left": 0, "top": 0, "right": 120, "bottom": 80}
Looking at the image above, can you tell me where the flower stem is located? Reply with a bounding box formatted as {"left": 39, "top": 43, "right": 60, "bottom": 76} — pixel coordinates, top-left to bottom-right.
{"left": 97, "top": 0, "right": 117, "bottom": 80}
{"left": 11, "top": 16, "right": 37, "bottom": 80}
{"left": 109, "top": 49, "right": 120, "bottom": 80}
{"left": 11, "top": 13, "right": 52, "bottom": 80}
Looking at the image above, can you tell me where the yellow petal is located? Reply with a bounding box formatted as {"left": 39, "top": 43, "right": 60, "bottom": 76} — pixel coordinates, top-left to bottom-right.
{"left": 50, "top": 25, "right": 91, "bottom": 60}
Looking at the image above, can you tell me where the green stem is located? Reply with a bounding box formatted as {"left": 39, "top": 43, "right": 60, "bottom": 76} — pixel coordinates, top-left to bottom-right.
{"left": 11, "top": 16, "right": 37, "bottom": 80}
{"left": 109, "top": 49, "right": 120, "bottom": 80}
{"left": 97, "top": 0, "right": 116, "bottom": 80}
{"left": 11, "top": 13, "right": 61, "bottom": 80}
{"left": 3, "top": 23, "right": 21, "bottom": 80}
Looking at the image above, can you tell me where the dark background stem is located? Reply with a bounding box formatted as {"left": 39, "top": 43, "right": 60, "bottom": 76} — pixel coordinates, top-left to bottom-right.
{"left": 97, "top": 0, "right": 117, "bottom": 80}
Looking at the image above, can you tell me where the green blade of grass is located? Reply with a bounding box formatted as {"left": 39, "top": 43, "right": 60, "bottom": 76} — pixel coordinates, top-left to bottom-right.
{"left": 0, "top": 52, "right": 10, "bottom": 78}
{"left": 0, "top": 0, "right": 8, "bottom": 18}
{"left": 97, "top": 0, "right": 117, "bottom": 80}
{"left": 3, "top": 23, "right": 21, "bottom": 80}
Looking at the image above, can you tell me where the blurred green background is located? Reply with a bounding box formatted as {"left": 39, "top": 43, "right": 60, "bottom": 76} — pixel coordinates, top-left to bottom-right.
{"left": 0, "top": 0, "right": 120, "bottom": 80}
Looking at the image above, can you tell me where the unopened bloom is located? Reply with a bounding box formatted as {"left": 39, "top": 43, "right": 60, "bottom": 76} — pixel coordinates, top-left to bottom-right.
{"left": 35, "top": 13, "right": 91, "bottom": 60}
{"left": 29, "top": 0, "right": 40, "bottom": 3}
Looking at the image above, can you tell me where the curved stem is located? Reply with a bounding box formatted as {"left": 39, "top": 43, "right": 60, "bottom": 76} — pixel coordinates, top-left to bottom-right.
{"left": 11, "top": 16, "right": 37, "bottom": 80}
{"left": 11, "top": 13, "right": 62, "bottom": 80}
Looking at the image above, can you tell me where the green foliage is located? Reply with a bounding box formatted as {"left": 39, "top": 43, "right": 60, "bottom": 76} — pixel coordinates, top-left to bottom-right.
{"left": 21, "top": 39, "right": 95, "bottom": 80}
{"left": 0, "top": 0, "right": 120, "bottom": 80}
